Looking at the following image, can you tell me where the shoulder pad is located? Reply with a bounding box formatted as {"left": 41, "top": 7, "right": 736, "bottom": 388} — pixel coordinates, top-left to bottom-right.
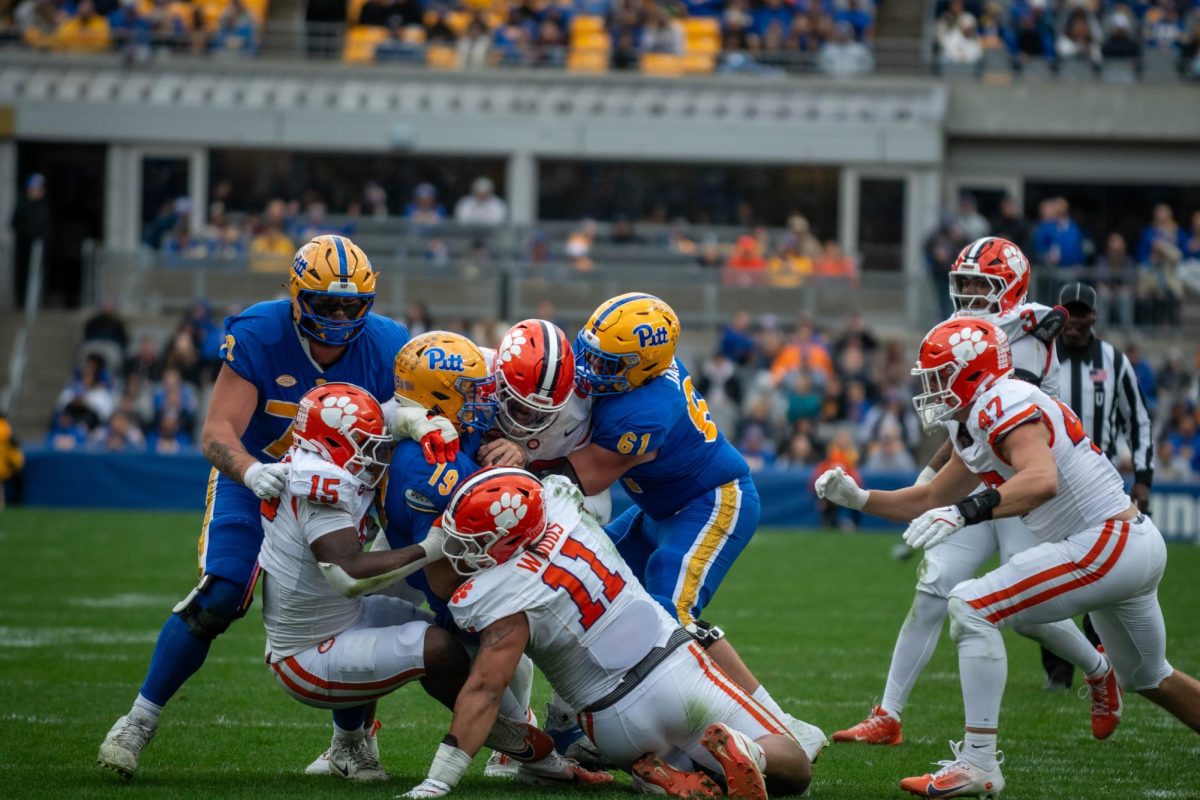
{"left": 404, "top": 487, "right": 438, "bottom": 513}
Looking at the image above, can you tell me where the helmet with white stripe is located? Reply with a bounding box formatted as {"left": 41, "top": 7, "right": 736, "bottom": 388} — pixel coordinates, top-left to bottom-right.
{"left": 492, "top": 319, "right": 575, "bottom": 441}
{"left": 949, "top": 237, "right": 1030, "bottom": 317}
{"left": 442, "top": 467, "right": 548, "bottom": 575}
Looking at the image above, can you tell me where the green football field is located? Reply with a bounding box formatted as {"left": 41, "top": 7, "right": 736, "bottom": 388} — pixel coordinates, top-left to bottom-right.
{"left": 1, "top": 509, "right": 1198, "bottom": 799}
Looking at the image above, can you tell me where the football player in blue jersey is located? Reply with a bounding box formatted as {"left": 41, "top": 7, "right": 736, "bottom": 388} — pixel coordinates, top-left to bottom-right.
{"left": 98, "top": 235, "right": 413, "bottom": 779}
{"left": 541, "top": 292, "right": 827, "bottom": 762}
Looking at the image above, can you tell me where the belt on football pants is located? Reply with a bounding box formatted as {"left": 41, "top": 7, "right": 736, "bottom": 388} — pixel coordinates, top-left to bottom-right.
{"left": 581, "top": 627, "right": 694, "bottom": 713}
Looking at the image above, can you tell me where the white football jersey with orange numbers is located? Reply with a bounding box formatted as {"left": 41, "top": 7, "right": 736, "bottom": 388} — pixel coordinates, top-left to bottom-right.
{"left": 447, "top": 477, "right": 677, "bottom": 711}
{"left": 947, "top": 379, "right": 1130, "bottom": 543}
{"left": 986, "top": 302, "right": 1061, "bottom": 397}
{"left": 258, "top": 448, "right": 378, "bottom": 661}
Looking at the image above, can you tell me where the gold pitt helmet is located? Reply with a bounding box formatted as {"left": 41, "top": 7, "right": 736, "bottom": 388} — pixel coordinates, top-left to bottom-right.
{"left": 574, "top": 293, "right": 680, "bottom": 395}
{"left": 289, "top": 235, "right": 376, "bottom": 346}
{"left": 393, "top": 332, "right": 497, "bottom": 435}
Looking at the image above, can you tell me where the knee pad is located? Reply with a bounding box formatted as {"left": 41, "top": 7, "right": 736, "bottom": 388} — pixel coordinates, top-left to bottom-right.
{"left": 948, "top": 597, "right": 996, "bottom": 645}
{"left": 172, "top": 575, "right": 246, "bottom": 642}
{"left": 685, "top": 618, "right": 725, "bottom": 649}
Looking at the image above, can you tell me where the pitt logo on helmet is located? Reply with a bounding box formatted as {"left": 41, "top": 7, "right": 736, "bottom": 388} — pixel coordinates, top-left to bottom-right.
{"left": 633, "top": 324, "right": 670, "bottom": 348}
{"left": 425, "top": 348, "right": 465, "bottom": 373}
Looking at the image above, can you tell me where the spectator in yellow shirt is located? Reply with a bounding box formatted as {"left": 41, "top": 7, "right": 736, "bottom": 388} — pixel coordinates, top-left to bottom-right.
{"left": 55, "top": 0, "right": 111, "bottom": 53}
{"left": 249, "top": 224, "right": 296, "bottom": 273}
{"left": 0, "top": 415, "right": 24, "bottom": 510}
{"left": 767, "top": 234, "right": 814, "bottom": 287}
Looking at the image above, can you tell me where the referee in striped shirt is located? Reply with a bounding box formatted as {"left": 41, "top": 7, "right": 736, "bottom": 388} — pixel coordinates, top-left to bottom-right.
{"left": 1041, "top": 282, "right": 1155, "bottom": 690}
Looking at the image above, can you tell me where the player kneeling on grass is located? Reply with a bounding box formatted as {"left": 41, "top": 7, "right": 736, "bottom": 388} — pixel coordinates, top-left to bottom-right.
{"left": 258, "top": 382, "right": 611, "bottom": 785}
{"left": 402, "top": 468, "right": 811, "bottom": 800}
{"left": 816, "top": 318, "right": 1200, "bottom": 799}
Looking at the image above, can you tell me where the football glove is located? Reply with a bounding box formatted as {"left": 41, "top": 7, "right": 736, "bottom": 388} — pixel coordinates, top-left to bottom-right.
{"left": 814, "top": 467, "right": 869, "bottom": 510}
{"left": 400, "top": 779, "right": 452, "bottom": 799}
{"left": 903, "top": 505, "right": 966, "bottom": 550}
{"left": 390, "top": 406, "right": 459, "bottom": 464}
{"left": 243, "top": 461, "right": 287, "bottom": 499}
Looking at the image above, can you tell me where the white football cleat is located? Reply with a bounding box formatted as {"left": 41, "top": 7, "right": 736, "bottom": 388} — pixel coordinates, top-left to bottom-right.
{"left": 328, "top": 734, "right": 388, "bottom": 783}
{"left": 783, "top": 714, "right": 829, "bottom": 764}
{"left": 307, "top": 720, "right": 380, "bottom": 776}
{"left": 97, "top": 714, "right": 157, "bottom": 779}
{"left": 900, "top": 741, "right": 1005, "bottom": 799}
{"left": 484, "top": 750, "right": 519, "bottom": 778}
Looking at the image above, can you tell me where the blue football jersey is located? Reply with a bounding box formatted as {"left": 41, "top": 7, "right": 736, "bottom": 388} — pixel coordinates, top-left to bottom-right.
{"left": 381, "top": 433, "right": 482, "bottom": 617}
{"left": 590, "top": 359, "right": 748, "bottom": 519}
{"left": 219, "top": 299, "right": 408, "bottom": 461}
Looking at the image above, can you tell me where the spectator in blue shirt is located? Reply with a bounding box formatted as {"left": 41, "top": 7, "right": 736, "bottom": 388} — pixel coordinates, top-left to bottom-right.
{"left": 752, "top": 0, "right": 794, "bottom": 38}
{"left": 833, "top": 0, "right": 873, "bottom": 41}
{"left": 1032, "top": 196, "right": 1088, "bottom": 268}
{"left": 1124, "top": 342, "right": 1159, "bottom": 415}
{"left": 1136, "top": 203, "right": 1186, "bottom": 264}
{"left": 405, "top": 183, "right": 447, "bottom": 229}
{"left": 719, "top": 310, "right": 756, "bottom": 365}
{"left": 213, "top": 0, "right": 259, "bottom": 55}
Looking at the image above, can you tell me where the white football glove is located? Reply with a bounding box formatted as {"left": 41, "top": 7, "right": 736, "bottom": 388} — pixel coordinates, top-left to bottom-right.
{"left": 420, "top": 523, "right": 447, "bottom": 562}
{"left": 242, "top": 461, "right": 287, "bottom": 499}
{"left": 400, "top": 779, "right": 452, "bottom": 799}
{"left": 903, "top": 505, "right": 966, "bottom": 550}
{"left": 390, "top": 405, "right": 459, "bottom": 464}
{"left": 814, "top": 467, "right": 869, "bottom": 510}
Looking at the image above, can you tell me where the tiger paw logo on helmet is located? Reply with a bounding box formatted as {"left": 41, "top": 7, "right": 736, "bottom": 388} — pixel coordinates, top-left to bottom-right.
{"left": 320, "top": 395, "right": 359, "bottom": 432}
{"left": 948, "top": 327, "right": 988, "bottom": 362}
{"left": 489, "top": 493, "right": 528, "bottom": 531}
{"left": 498, "top": 330, "right": 527, "bottom": 363}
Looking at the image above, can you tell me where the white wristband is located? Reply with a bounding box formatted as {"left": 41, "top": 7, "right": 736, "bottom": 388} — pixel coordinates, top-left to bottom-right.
{"left": 428, "top": 742, "right": 473, "bottom": 788}
{"left": 915, "top": 466, "right": 937, "bottom": 487}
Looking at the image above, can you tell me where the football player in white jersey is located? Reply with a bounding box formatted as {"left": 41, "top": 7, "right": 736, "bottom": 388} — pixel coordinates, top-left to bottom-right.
{"left": 402, "top": 469, "right": 812, "bottom": 800}
{"left": 833, "top": 237, "right": 1105, "bottom": 746}
{"left": 259, "top": 383, "right": 615, "bottom": 786}
{"left": 817, "top": 319, "right": 1200, "bottom": 797}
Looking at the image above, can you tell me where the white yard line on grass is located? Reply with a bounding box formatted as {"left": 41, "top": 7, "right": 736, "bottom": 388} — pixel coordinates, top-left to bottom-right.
{"left": 0, "top": 626, "right": 158, "bottom": 647}
{"left": 66, "top": 593, "right": 179, "bottom": 608}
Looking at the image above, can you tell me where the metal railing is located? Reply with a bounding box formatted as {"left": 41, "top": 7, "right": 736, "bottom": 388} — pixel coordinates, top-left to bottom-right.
{"left": 1, "top": 240, "right": 44, "bottom": 417}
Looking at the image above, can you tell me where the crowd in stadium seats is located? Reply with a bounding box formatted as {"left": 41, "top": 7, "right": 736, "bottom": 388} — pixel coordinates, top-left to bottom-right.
{"left": 925, "top": 194, "right": 1200, "bottom": 328}
{"left": 346, "top": 0, "right": 878, "bottom": 74}
{"left": 7, "top": 0, "right": 263, "bottom": 58}
{"left": 934, "top": 0, "right": 1200, "bottom": 78}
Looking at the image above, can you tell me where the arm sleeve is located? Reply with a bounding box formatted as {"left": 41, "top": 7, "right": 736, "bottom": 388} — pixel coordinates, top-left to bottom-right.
{"left": 1116, "top": 351, "right": 1154, "bottom": 482}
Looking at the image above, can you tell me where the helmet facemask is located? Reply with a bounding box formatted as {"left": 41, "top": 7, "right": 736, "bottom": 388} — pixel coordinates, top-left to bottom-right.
{"left": 573, "top": 333, "right": 640, "bottom": 396}
{"left": 297, "top": 290, "right": 374, "bottom": 346}
{"left": 911, "top": 361, "right": 964, "bottom": 432}
{"left": 949, "top": 271, "right": 1007, "bottom": 317}
{"left": 343, "top": 426, "right": 393, "bottom": 489}
{"left": 452, "top": 374, "right": 498, "bottom": 434}
{"left": 493, "top": 371, "right": 566, "bottom": 441}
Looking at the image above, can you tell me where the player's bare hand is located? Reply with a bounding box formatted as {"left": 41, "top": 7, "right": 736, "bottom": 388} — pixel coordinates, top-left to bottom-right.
{"left": 390, "top": 406, "right": 459, "bottom": 464}
{"left": 243, "top": 462, "right": 287, "bottom": 499}
{"left": 903, "top": 505, "right": 965, "bottom": 550}
{"left": 478, "top": 438, "right": 526, "bottom": 468}
{"left": 400, "top": 778, "right": 452, "bottom": 798}
{"left": 814, "top": 467, "right": 868, "bottom": 510}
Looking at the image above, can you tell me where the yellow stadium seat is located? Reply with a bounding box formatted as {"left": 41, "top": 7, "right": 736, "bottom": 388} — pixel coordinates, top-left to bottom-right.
{"left": 347, "top": 0, "right": 367, "bottom": 22}
{"left": 426, "top": 44, "right": 459, "bottom": 69}
{"left": 682, "top": 17, "right": 719, "bottom": 38}
{"left": 572, "top": 31, "right": 610, "bottom": 52}
{"left": 570, "top": 15, "right": 603, "bottom": 35}
{"left": 342, "top": 24, "right": 388, "bottom": 63}
{"left": 681, "top": 52, "right": 715, "bottom": 74}
{"left": 640, "top": 53, "right": 684, "bottom": 77}
{"left": 686, "top": 36, "right": 719, "bottom": 55}
{"left": 447, "top": 11, "right": 471, "bottom": 34}
{"left": 401, "top": 25, "right": 426, "bottom": 44}
{"left": 567, "top": 48, "right": 608, "bottom": 73}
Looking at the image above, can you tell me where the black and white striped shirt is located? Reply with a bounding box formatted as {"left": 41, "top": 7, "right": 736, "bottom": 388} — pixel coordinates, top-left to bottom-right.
{"left": 1057, "top": 336, "right": 1154, "bottom": 485}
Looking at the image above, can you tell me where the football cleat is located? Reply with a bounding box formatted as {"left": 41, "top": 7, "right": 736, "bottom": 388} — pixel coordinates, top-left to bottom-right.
{"left": 783, "top": 714, "right": 829, "bottom": 763}
{"left": 97, "top": 714, "right": 157, "bottom": 779}
{"left": 328, "top": 733, "right": 388, "bottom": 782}
{"left": 832, "top": 706, "right": 903, "bottom": 745}
{"left": 545, "top": 703, "right": 611, "bottom": 769}
{"left": 900, "top": 741, "right": 1004, "bottom": 799}
{"left": 484, "top": 750, "right": 519, "bottom": 778}
{"left": 514, "top": 752, "right": 613, "bottom": 787}
{"left": 306, "top": 719, "right": 381, "bottom": 775}
{"left": 1084, "top": 653, "right": 1123, "bottom": 740}
{"left": 700, "top": 723, "right": 767, "bottom": 800}
{"left": 631, "top": 752, "right": 722, "bottom": 799}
